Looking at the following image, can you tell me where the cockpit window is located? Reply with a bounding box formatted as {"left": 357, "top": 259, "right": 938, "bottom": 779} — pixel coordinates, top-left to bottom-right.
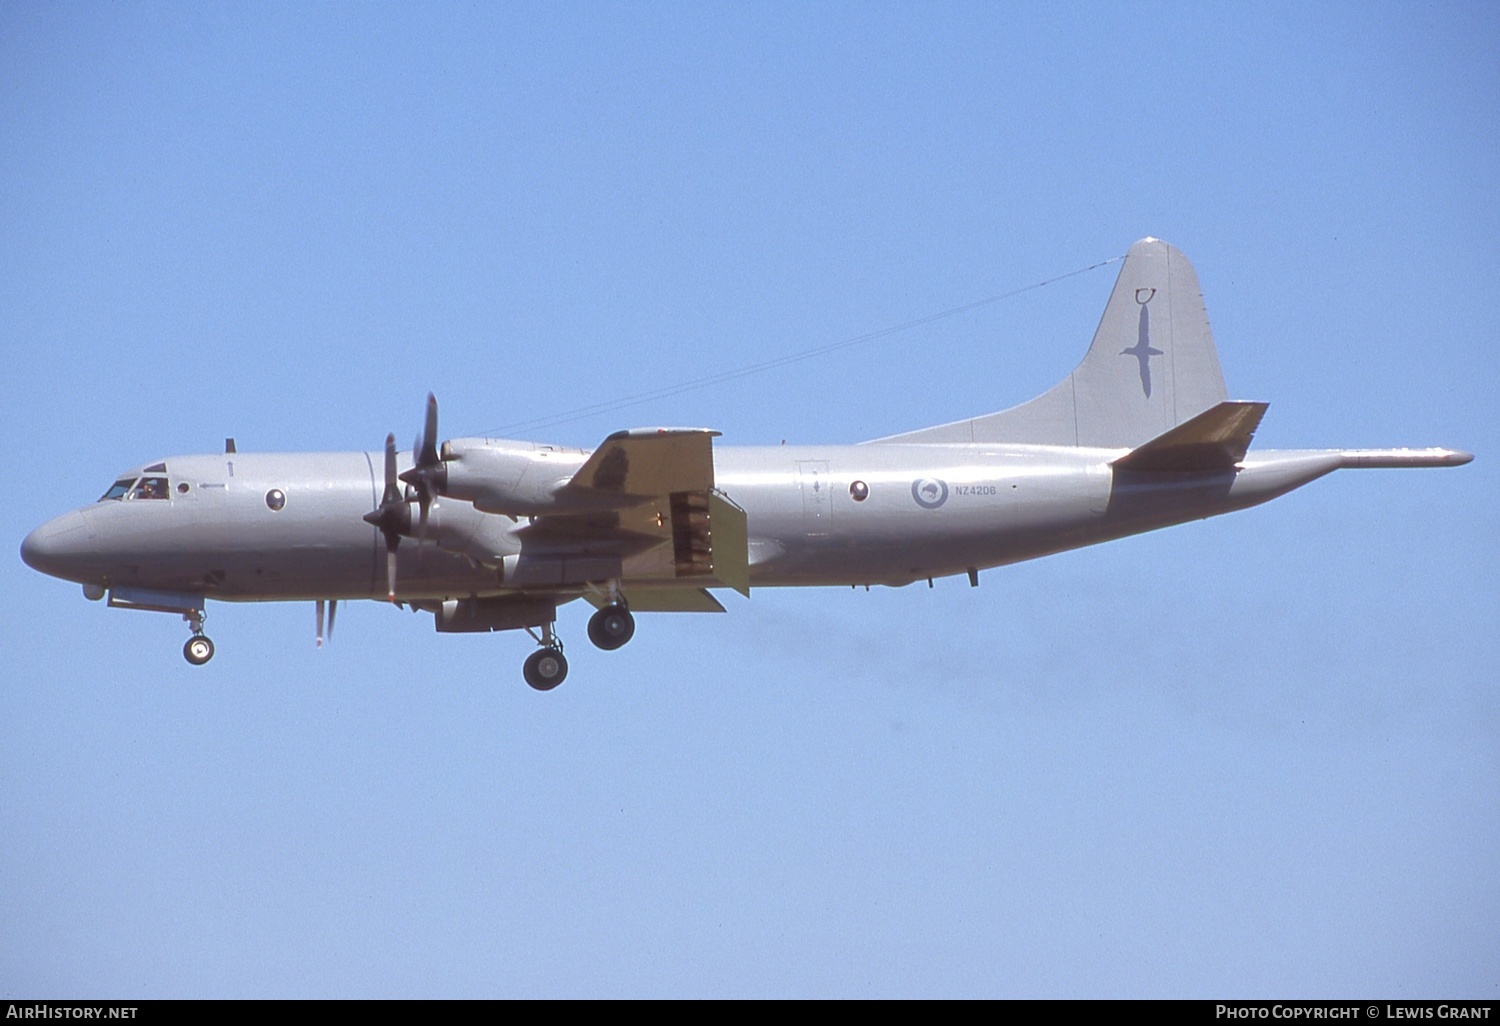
{"left": 128, "top": 477, "right": 169, "bottom": 500}
{"left": 100, "top": 475, "right": 174, "bottom": 501}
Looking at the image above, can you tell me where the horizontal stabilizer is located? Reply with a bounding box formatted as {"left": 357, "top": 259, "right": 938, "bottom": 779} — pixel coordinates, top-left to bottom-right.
{"left": 1112, "top": 400, "right": 1269, "bottom": 473}
{"left": 1337, "top": 448, "right": 1473, "bottom": 469}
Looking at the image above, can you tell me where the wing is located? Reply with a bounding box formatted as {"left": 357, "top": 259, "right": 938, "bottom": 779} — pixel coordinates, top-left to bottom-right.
{"left": 515, "top": 428, "right": 749, "bottom": 595}
{"left": 559, "top": 428, "right": 718, "bottom": 503}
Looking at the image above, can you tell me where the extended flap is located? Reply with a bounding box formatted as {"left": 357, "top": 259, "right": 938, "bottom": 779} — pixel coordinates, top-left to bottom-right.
{"left": 707, "top": 491, "right": 749, "bottom": 596}
{"left": 587, "top": 587, "right": 727, "bottom": 613}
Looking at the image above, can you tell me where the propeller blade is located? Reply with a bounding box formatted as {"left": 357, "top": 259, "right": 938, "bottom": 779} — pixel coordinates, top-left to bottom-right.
{"left": 368, "top": 397, "right": 447, "bottom": 596}
{"left": 399, "top": 393, "right": 447, "bottom": 516}
{"left": 385, "top": 535, "right": 399, "bottom": 603}
{"left": 382, "top": 433, "right": 401, "bottom": 506}
{"left": 364, "top": 433, "right": 412, "bottom": 602}
{"left": 419, "top": 392, "right": 440, "bottom": 469}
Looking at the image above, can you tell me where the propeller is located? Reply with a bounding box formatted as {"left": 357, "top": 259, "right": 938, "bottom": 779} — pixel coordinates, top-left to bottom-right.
{"left": 363, "top": 396, "right": 447, "bottom": 601}
{"left": 315, "top": 598, "right": 338, "bottom": 648}
{"left": 399, "top": 393, "right": 446, "bottom": 539}
{"left": 363, "top": 433, "right": 412, "bottom": 602}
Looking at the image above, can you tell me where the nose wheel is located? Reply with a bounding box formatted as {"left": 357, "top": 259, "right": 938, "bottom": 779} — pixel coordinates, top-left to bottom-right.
{"left": 184, "top": 635, "right": 215, "bottom": 665}
{"left": 182, "top": 611, "right": 214, "bottom": 665}
{"left": 587, "top": 603, "right": 635, "bottom": 651}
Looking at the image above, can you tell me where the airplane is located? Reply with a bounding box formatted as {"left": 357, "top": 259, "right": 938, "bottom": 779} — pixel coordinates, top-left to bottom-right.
{"left": 20, "top": 238, "right": 1472, "bottom": 690}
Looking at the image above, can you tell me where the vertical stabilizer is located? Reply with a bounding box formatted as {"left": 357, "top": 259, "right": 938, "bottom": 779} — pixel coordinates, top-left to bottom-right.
{"left": 874, "top": 238, "right": 1228, "bottom": 448}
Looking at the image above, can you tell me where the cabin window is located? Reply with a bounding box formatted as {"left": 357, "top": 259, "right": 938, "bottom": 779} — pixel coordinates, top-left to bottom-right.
{"left": 849, "top": 480, "right": 870, "bottom": 502}
{"left": 265, "top": 488, "right": 286, "bottom": 511}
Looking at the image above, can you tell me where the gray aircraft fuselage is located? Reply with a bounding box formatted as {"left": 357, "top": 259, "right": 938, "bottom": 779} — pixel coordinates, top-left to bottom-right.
{"left": 20, "top": 238, "right": 1471, "bottom": 685}
{"left": 22, "top": 436, "right": 1465, "bottom": 598}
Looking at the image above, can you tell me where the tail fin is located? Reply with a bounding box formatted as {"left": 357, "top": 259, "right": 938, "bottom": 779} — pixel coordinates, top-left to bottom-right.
{"left": 874, "top": 238, "right": 1229, "bottom": 447}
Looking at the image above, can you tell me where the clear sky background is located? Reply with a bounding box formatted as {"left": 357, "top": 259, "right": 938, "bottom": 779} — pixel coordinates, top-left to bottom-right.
{"left": 2, "top": 2, "right": 1496, "bottom": 999}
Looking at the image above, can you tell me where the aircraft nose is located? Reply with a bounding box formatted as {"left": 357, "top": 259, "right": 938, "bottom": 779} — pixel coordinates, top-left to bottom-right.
{"left": 20, "top": 510, "right": 94, "bottom": 580}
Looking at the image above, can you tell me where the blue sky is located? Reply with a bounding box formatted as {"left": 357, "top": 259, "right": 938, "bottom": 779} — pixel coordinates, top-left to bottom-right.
{"left": 2, "top": 1, "right": 1496, "bottom": 998}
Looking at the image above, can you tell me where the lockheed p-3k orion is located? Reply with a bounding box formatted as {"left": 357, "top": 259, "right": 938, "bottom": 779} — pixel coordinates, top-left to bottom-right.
{"left": 21, "top": 239, "right": 1472, "bottom": 690}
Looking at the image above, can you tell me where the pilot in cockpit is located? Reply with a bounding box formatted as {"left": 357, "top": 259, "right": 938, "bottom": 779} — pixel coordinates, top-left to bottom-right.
{"left": 100, "top": 477, "right": 170, "bottom": 501}
{"left": 132, "top": 477, "right": 168, "bottom": 500}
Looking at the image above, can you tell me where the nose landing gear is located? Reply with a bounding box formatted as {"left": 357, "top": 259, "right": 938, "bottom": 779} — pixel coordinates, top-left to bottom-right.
{"left": 183, "top": 611, "right": 214, "bottom": 666}
{"left": 184, "top": 635, "right": 215, "bottom": 665}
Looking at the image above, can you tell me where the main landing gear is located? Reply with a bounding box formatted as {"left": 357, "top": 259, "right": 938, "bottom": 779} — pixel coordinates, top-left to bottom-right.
{"left": 523, "top": 647, "right": 568, "bottom": 690}
{"left": 183, "top": 610, "right": 214, "bottom": 666}
{"left": 522, "top": 622, "right": 568, "bottom": 691}
{"left": 520, "top": 598, "right": 636, "bottom": 691}
{"left": 587, "top": 603, "right": 635, "bottom": 651}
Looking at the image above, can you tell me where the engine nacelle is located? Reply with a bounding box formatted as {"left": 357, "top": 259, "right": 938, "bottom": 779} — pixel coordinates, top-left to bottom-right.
{"left": 441, "top": 437, "right": 588, "bottom": 516}
{"left": 420, "top": 497, "right": 522, "bottom": 567}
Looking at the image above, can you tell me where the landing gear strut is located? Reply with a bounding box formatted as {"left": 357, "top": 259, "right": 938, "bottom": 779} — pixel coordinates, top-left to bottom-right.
{"left": 587, "top": 603, "right": 635, "bottom": 651}
{"left": 183, "top": 610, "right": 214, "bottom": 666}
{"left": 522, "top": 622, "right": 568, "bottom": 691}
